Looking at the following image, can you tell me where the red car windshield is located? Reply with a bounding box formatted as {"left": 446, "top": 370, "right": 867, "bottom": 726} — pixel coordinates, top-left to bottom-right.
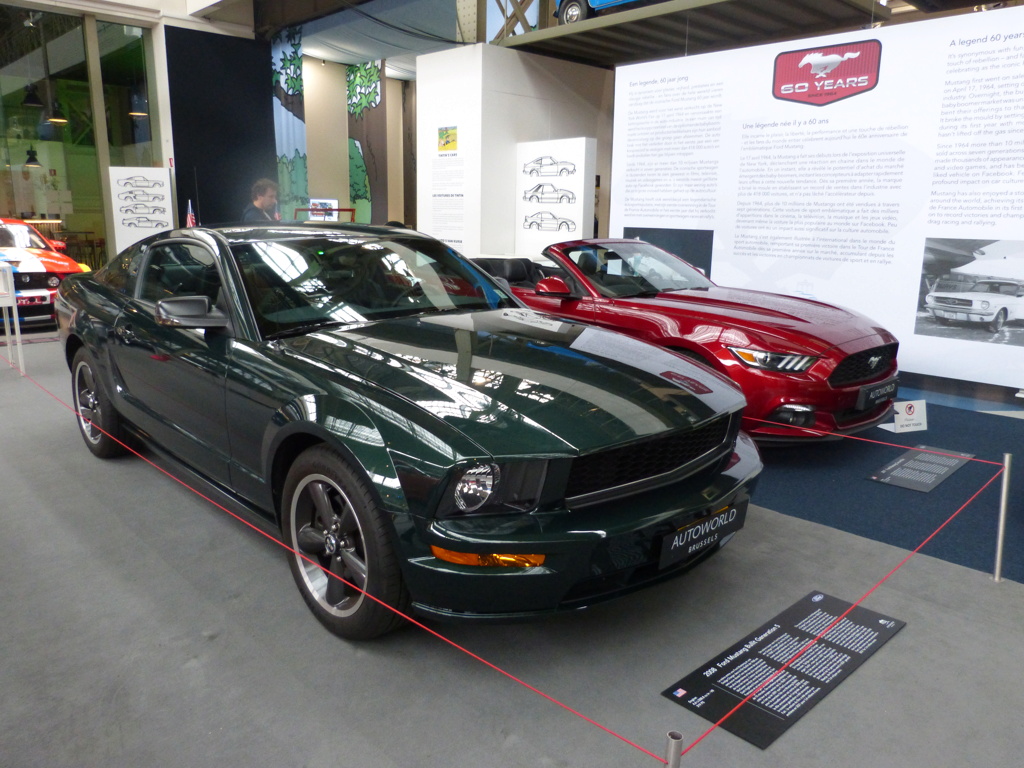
{"left": 0, "top": 223, "right": 51, "bottom": 251}
{"left": 564, "top": 241, "right": 714, "bottom": 298}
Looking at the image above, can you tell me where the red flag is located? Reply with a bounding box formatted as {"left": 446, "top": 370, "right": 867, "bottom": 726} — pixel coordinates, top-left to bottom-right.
{"left": 185, "top": 200, "right": 197, "bottom": 227}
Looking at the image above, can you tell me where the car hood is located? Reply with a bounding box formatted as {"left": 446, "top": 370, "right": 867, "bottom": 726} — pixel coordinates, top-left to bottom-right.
{"left": 279, "top": 308, "right": 745, "bottom": 457}
{"left": 626, "top": 286, "right": 894, "bottom": 352}
{"left": 0, "top": 246, "right": 80, "bottom": 274}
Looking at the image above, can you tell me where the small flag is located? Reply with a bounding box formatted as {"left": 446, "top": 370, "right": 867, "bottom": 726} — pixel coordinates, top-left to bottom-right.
{"left": 185, "top": 200, "right": 197, "bottom": 228}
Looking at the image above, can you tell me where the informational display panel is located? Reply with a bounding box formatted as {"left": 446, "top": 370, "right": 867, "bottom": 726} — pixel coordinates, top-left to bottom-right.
{"left": 663, "top": 592, "right": 904, "bottom": 749}
{"left": 869, "top": 444, "right": 973, "bottom": 492}
{"left": 612, "top": 7, "right": 1024, "bottom": 389}
{"left": 429, "top": 125, "right": 469, "bottom": 251}
{"left": 515, "top": 137, "right": 595, "bottom": 254}
{"left": 108, "top": 167, "right": 172, "bottom": 256}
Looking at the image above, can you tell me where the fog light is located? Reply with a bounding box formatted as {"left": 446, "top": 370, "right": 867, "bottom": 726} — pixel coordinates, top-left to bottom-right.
{"left": 431, "top": 546, "right": 545, "bottom": 567}
{"left": 768, "top": 404, "right": 816, "bottom": 427}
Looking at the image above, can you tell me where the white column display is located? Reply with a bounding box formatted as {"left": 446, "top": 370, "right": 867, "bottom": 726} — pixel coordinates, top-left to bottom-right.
{"left": 108, "top": 166, "right": 172, "bottom": 255}
{"left": 515, "top": 137, "right": 595, "bottom": 254}
{"left": 611, "top": 6, "right": 1024, "bottom": 389}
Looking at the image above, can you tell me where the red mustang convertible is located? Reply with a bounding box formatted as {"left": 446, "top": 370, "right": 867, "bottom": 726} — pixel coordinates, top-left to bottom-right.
{"left": 474, "top": 239, "right": 898, "bottom": 442}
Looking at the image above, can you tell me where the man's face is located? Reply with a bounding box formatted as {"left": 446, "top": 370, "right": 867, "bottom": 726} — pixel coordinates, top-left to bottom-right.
{"left": 256, "top": 188, "right": 278, "bottom": 210}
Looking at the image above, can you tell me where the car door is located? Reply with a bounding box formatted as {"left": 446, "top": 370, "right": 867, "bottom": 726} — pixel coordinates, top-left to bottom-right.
{"left": 110, "top": 240, "right": 232, "bottom": 484}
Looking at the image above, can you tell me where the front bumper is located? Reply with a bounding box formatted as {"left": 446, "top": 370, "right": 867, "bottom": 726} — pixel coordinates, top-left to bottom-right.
{"left": 402, "top": 432, "right": 761, "bottom": 621}
{"left": 927, "top": 307, "right": 993, "bottom": 323}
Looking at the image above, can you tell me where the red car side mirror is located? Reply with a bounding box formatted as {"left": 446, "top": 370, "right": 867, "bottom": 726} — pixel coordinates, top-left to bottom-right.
{"left": 49, "top": 239, "right": 67, "bottom": 251}
{"left": 535, "top": 276, "right": 574, "bottom": 298}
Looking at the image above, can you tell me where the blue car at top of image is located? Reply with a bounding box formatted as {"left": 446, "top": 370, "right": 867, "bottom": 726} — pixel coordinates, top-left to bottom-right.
{"left": 555, "top": 0, "right": 639, "bottom": 24}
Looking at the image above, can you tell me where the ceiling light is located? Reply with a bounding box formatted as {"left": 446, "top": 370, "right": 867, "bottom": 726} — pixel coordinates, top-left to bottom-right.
{"left": 24, "top": 148, "right": 42, "bottom": 169}
{"left": 47, "top": 101, "right": 67, "bottom": 125}
{"left": 22, "top": 84, "right": 44, "bottom": 108}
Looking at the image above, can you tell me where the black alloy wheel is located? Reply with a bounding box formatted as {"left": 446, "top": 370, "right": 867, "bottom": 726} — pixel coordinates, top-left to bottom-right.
{"left": 71, "top": 348, "right": 127, "bottom": 458}
{"left": 282, "top": 446, "right": 409, "bottom": 640}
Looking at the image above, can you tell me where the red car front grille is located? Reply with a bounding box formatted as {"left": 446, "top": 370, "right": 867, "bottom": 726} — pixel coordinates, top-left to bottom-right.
{"left": 828, "top": 343, "right": 898, "bottom": 387}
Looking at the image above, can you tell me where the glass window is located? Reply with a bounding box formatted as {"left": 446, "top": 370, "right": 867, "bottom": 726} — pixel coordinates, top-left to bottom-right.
{"left": 97, "top": 22, "right": 153, "bottom": 168}
{"left": 139, "top": 243, "right": 219, "bottom": 303}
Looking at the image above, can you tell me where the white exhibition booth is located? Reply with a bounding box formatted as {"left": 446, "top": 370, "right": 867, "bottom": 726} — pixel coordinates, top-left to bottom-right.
{"left": 417, "top": 6, "right": 1024, "bottom": 391}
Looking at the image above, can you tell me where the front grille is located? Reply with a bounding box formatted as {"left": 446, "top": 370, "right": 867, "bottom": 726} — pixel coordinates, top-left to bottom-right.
{"left": 565, "top": 415, "right": 733, "bottom": 501}
{"left": 15, "top": 273, "right": 56, "bottom": 291}
{"left": 935, "top": 297, "right": 971, "bottom": 308}
{"left": 829, "top": 343, "right": 898, "bottom": 387}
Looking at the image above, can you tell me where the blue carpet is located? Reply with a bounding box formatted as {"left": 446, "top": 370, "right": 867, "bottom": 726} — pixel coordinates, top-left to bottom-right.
{"left": 753, "top": 404, "right": 1023, "bottom": 583}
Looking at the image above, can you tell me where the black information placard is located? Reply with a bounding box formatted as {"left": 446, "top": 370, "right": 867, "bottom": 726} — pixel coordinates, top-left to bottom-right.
{"left": 662, "top": 592, "right": 904, "bottom": 750}
{"left": 869, "top": 445, "right": 973, "bottom": 492}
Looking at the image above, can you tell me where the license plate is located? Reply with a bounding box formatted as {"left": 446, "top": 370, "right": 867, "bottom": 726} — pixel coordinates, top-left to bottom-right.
{"left": 856, "top": 376, "right": 898, "bottom": 410}
{"left": 659, "top": 499, "right": 747, "bottom": 569}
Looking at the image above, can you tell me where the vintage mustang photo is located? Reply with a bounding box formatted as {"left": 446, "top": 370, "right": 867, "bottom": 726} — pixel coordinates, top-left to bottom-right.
{"left": 57, "top": 224, "right": 761, "bottom": 639}
{"left": 474, "top": 238, "right": 899, "bottom": 442}
{"left": 924, "top": 278, "right": 1024, "bottom": 332}
{"left": 0, "top": 218, "right": 89, "bottom": 325}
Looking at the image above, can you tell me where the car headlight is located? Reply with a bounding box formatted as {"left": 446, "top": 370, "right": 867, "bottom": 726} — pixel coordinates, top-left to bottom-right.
{"left": 979, "top": 300, "right": 990, "bottom": 310}
{"left": 47, "top": 274, "right": 61, "bottom": 288}
{"left": 454, "top": 464, "right": 499, "bottom": 512}
{"left": 439, "top": 460, "right": 548, "bottom": 518}
{"left": 728, "top": 347, "right": 817, "bottom": 373}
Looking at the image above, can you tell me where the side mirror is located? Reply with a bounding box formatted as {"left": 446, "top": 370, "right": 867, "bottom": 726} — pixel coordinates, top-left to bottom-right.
{"left": 535, "top": 276, "right": 575, "bottom": 298}
{"left": 156, "top": 295, "right": 230, "bottom": 329}
{"left": 49, "top": 239, "right": 67, "bottom": 251}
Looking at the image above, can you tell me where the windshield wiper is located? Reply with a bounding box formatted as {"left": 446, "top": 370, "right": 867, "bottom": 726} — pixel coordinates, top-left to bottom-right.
{"left": 265, "top": 319, "right": 349, "bottom": 340}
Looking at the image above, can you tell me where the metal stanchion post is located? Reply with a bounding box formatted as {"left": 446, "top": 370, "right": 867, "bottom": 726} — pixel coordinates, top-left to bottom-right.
{"left": 993, "top": 453, "right": 1011, "bottom": 582}
{"left": 665, "top": 730, "right": 683, "bottom": 768}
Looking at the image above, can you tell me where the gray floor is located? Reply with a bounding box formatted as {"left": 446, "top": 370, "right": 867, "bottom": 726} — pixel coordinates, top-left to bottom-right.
{"left": 2, "top": 334, "right": 1022, "bottom": 768}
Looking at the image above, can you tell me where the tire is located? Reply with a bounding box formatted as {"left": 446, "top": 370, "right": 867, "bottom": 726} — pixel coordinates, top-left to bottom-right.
{"left": 559, "top": 222, "right": 569, "bottom": 231}
{"left": 529, "top": 195, "right": 539, "bottom": 203}
{"left": 72, "top": 348, "right": 127, "bottom": 458}
{"left": 529, "top": 222, "right": 540, "bottom": 230}
{"left": 558, "top": 0, "right": 588, "bottom": 24}
{"left": 282, "top": 446, "right": 409, "bottom": 640}
{"left": 987, "top": 308, "right": 1007, "bottom": 332}
{"left": 559, "top": 195, "right": 571, "bottom": 203}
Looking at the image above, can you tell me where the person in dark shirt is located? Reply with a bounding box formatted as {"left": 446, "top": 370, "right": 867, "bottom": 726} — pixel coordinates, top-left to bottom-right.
{"left": 241, "top": 178, "right": 280, "bottom": 222}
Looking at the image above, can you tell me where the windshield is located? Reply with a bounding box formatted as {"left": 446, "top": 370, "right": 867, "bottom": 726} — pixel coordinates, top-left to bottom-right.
{"left": 969, "top": 281, "right": 1021, "bottom": 295}
{"left": 563, "top": 241, "right": 714, "bottom": 298}
{"left": 0, "top": 223, "right": 52, "bottom": 251}
{"left": 229, "top": 234, "right": 518, "bottom": 337}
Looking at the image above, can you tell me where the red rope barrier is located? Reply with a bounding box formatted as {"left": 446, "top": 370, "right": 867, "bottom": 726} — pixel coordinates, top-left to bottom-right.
{"left": 4, "top": 343, "right": 1010, "bottom": 766}
{"left": 676, "top": 466, "right": 1005, "bottom": 761}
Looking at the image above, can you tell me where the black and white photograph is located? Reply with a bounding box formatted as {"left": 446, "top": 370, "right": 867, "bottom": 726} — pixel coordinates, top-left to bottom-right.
{"left": 914, "top": 238, "right": 1024, "bottom": 346}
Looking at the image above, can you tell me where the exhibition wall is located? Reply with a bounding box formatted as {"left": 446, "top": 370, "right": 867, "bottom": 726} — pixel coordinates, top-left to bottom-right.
{"left": 416, "top": 44, "right": 613, "bottom": 257}
{"left": 611, "top": 6, "right": 1024, "bottom": 390}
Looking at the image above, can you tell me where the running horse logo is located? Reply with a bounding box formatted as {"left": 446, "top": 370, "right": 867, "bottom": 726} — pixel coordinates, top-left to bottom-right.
{"left": 799, "top": 51, "right": 861, "bottom": 78}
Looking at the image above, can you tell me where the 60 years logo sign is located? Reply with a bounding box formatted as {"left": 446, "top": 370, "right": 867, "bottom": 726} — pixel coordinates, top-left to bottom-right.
{"left": 773, "top": 40, "right": 882, "bottom": 106}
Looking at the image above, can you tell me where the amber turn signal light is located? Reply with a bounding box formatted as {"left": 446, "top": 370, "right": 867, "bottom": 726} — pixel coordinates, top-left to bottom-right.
{"left": 431, "top": 546, "right": 545, "bottom": 567}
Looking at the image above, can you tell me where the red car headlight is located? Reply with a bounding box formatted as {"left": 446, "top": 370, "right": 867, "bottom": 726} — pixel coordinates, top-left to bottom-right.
{"left": 728, "top": 347, "right": 817, "bottom": 373}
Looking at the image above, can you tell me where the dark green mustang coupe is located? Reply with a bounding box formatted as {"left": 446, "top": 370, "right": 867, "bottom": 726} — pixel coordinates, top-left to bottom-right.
{"left": 57, "top": 224, "right": 760, "bottom": 639}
